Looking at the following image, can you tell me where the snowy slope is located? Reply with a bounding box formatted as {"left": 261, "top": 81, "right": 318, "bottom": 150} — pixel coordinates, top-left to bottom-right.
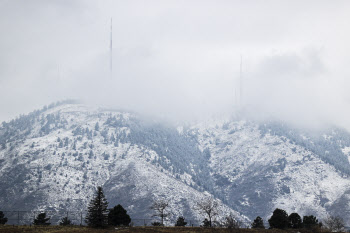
{"left": 1, "top": 102, "right": 350, "bottom": 225}
{"left": 0, "top": 103, "right": 245, "bottom": 225}
{"left": 190, "top": 119, "right": 350, "bottom": 223}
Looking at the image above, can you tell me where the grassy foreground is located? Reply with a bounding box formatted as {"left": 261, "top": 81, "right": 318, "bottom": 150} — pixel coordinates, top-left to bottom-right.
{"left": 0, "top": 226, "right": 333, "bottom": 233}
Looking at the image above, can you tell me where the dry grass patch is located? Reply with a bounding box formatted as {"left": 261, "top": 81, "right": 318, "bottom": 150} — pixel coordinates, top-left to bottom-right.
{"left": 0, "top": 226, "right": 333, "bottom": 233}
{"left": 0, "top": 225, "right": 115, "bottom": 233}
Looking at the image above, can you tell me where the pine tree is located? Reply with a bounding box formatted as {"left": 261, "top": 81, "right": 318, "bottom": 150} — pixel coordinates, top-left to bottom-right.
{"left": 89, "top": 150, "right": 94, "bottom": 159}
{"left": 85, "top": 186, "right": 109, "bottom": 228}
{"left": 33, "top": 213, "right": 51, "bottom": 225}
{"left": 268, "top": 208, "right": 289, "bottom": 229}
{"left": 108, "top": 204, "right": 131, "bottom": 226}
{"left": 175, "top": 216, "right": 187, "bottom": 226}
{"left": 251, "top": 216, "right": 265, "bottom": 229}
{"left": 95, "top": 122, "right": 100, "bottom": 131}
{"left": 0, "top": 211, "right": 8, "bottom": 225}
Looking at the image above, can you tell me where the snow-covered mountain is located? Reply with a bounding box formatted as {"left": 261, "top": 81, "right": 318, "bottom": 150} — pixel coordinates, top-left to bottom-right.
{"left": 1, "top": 101, "right": 350, "bottom": 225}
{"left": 193, "top": 120, "right": 350, "bottom": 223}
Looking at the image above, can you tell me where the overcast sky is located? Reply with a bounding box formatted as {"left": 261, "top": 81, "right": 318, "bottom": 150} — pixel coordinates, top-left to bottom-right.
{"left": 1, "top": 0, "right": 350, "bottom": 129}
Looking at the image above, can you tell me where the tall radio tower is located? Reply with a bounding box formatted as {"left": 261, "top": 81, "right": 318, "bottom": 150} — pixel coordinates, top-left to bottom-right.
{"left": 110, "top": 17, "right": 113, "bottom": 79}
{"left": 239, "top": 55, "right": 243, "bottom": 107}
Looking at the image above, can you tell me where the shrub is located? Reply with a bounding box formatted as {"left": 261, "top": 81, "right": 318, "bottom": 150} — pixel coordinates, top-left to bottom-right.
{"left": 303, "top": 215, "right": 319, "bottom": 228}
{"left": 202, "top": 218, "right": 210, "bottom": 227}
{"left": 33, "top": 213, "right": 50, "bottom": 226}
{"left": 59, "top": 216, "right": 72, "bottom": 226}
{"left": 151, "top": 221, "right": 162, "bottom": 226}
{"left": 251, "top": 216, "right": 265, "bottom": 229}
{"left": 175, "top": 216, "right": 187, "bottom": 226}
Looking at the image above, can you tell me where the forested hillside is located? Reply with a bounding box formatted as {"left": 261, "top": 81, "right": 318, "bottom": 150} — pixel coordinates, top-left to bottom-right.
{"left": 1, "top": 102, "right": 350, "bottom": 225}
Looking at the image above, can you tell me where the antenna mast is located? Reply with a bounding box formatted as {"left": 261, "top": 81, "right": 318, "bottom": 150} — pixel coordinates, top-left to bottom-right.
{"left": 239, "top": 55, "right": 243, "bottom": 107}
{"left": 110, "top": 17, "right": 113, "bottom": 79}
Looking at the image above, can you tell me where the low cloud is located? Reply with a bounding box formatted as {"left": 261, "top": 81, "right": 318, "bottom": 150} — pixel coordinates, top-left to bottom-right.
{"left": 1, "top": 0, "right": 350, "bottom": 130}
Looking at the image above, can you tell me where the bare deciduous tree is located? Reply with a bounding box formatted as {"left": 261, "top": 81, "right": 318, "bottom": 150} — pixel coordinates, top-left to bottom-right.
{"left": 224, "top": 214, "right": 242, "bottom": 229}
{"left": 196, "top": 197, "right": 219, "bottom": 227}
{"left": 150, "top": 199, "right": 170, "bottom": 226}
{"left": 323, "top": 215, "right": 345, "bottom": 232}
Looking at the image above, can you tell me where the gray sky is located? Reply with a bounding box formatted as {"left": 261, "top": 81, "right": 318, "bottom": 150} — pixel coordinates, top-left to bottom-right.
{"left": 1, "top": 0, "right": 350, "bottom": 129}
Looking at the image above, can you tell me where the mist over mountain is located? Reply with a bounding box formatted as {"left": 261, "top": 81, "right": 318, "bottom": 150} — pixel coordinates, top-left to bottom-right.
{"left": 2, "top": 101, "right": 350, "bottom": 225}
{"left": 1, "top": 0, "right": 350, "bottom": 228}
{"left": 1, "top": 1, "right": 350, "bottom": 131}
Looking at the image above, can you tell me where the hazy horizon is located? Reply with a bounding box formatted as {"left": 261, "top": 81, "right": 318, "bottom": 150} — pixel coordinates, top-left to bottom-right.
{"left": 1, "top": 0, "right": 350, "bottom": 129}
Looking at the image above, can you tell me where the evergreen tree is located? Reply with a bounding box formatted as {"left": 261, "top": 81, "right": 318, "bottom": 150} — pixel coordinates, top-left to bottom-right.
{"left": 33, "top": 213, "right": 51, "bottom": 225}
{"left": 59, "top": 216, "right": 72, "bottom": 226}
{"left": 288, "top": 213, "right": 302, "bottom": 229}
{"left": 64, "top": 137, "right": 69, "bottom": 147}
{"left": 0, "top": 211, "right": 8, "bottom": 225}
{"left": 89, "top": 150, "right": 94, "bottom": 159}
{"left": 251, "top": 216, "right": 265, "bottom": 229}
{"left": 108, "top": 204, "right": 131, "bottom": 226}
{"left": 85, "top": 186, "right": 109, "bottom": 228}
{"left": 268, "top": 208, "right": 289, "bottom": 229}
{"left": 95, "top": 122, "right": 100, "bottom": 131}
{"left": 302, "top": 215, "right": 318, "bottom": 228}
{"left": 175, "top": 216, "right": 187, "bottom": 226}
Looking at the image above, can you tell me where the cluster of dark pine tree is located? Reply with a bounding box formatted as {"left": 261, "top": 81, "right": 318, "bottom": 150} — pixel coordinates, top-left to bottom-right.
{"left": 0, "top": 211, "right": 74, "bottom": 226}
{"left": 265, "top": 208, "right": 321, "bottom": 229}
{"left": 0, "top": 188, "right": 343, "bottom": 231}
{"left": 0, "top": 186, "right": 131, "bottom": 228}
{"left": 84, "top": 186, "right": 131, "bottom": 228}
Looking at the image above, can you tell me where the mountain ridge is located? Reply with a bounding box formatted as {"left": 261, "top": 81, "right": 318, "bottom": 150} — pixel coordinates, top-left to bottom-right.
{"left": 1, "top": 102, "right": 350, "bottom": 225}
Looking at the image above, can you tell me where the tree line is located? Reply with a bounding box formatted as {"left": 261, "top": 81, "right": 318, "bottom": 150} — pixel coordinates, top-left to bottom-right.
{"left": 0, "top": 186, "right": 346, "bottom": 232}
{"left": 0, "top": 187, "right": 131, "bottom": 228}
